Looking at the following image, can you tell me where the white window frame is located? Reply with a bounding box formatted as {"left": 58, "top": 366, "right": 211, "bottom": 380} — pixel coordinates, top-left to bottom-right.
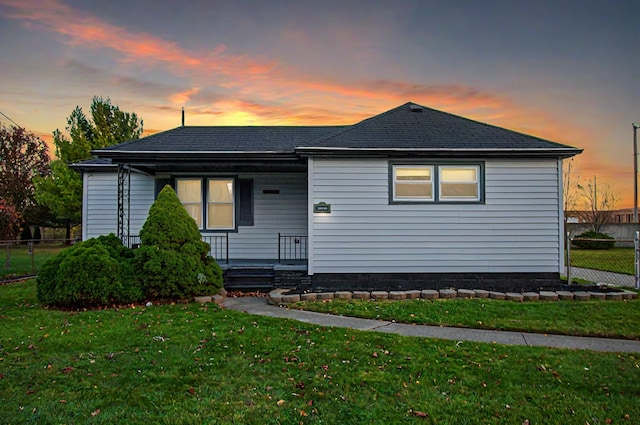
{"left": 438, "top": 165, "right": 481, "bottom": 202}
{"left": 390, "top": 162, "right": 484, "bottom": 204}
{"left": 392, "top": 165, "right": 434, "bottom": 202}
{"left": 206, "top": 178, "right": 235, "bottom": 230}
{"left": 175, "top": 178, "right": 203, "bottom": 228}
{"left": 175, "top": 177, "right": 237, "bottom": 231}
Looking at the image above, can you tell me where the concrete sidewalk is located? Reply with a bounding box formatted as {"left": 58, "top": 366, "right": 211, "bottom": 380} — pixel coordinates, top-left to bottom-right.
{"left": 223, "top": 296, "right": 640, "bottom": 354}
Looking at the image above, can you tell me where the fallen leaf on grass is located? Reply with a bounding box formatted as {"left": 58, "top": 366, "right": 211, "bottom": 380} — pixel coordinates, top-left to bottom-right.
{"left": 410, "top": 410, "right": 428, "bottom": 418}
{"left": 62, "top": 366, "right": 74, "bottom": 373}
{"left": 91, "top": 409, "right": 100, "bottom": 416}
{"left": 277, "top": 399, "right": 285, "bottom": 406}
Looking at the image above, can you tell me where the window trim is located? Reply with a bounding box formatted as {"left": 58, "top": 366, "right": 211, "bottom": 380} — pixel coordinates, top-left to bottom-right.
{"left": 389, "top": 161, "right": 485, "bottom": 204}
{"left": 173, "top": 176, "right": 240, "bottom": 232}
{"left": 175, "top": 177, "right": 204, "bottom": 228}
{"left": 438, "top": 165, "right": 481, "bottom": 202}
{"left": 392, "top": 165, "right": 434, "bottom": 202}
{"left": 206, "top": 178, "right": 236, "bottom": 231}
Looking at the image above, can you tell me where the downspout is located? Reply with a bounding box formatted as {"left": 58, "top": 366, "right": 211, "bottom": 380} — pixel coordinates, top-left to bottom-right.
{"left": 558, "top": 158, "right": 565, "bottom": 274}
{"left": 307, "top": 157, "right": 314, "bottom": 276}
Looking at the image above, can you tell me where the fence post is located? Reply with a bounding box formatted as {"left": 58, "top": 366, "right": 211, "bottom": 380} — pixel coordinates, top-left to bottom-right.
{"left": 566, "top": 232, "right": 572, "bottom": 285}
{"left": 635, "top": 231, "right": 639, "bottom": 290}
{"left": 29, "top": 241, "right": 35, "bottom": 274}
{"left": 4, "top": 243, "right": 9, "bottom": 269}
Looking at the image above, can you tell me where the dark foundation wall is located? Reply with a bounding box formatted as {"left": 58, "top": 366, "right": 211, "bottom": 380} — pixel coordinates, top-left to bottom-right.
{"left": 311, "top": 272, "right": 563, "bottom": 292}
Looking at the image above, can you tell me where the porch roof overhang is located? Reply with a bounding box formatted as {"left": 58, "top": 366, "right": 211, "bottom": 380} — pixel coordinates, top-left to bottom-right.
{"left": 91, "top": 150, "right": 307, "bottom": 174}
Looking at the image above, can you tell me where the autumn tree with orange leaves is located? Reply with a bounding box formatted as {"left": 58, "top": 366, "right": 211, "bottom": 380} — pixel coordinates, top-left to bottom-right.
{"left": 0, "top": 125, "right": 50, "bottom": 240}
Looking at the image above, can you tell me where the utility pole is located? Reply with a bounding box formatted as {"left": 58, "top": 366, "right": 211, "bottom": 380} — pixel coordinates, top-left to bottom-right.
{"left": 634, "top": 123, "right": 639, "bottom": 223}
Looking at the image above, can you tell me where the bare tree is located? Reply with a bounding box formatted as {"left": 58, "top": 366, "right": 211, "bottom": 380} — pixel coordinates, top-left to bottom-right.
{"left": 576, "top": 176, "right": 618, "bottom": 234}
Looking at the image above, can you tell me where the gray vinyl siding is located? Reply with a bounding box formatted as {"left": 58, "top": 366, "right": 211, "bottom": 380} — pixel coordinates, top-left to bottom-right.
{"left": 84, "top": 172, "right": 117, "bottom": 239}
{"left": 225, "top": 173, "right": 307, "bottom": 259}
{"left": 310, "top": 158, "right": 561, "bottom": 274}
{"left": 83, "top": 172, "right": 154, "bottom": 240}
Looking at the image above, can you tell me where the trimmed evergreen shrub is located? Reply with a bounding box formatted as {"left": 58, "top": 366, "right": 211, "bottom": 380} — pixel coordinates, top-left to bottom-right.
{"left": 572, "top": 231, "right": 615, "bottom": 250}
{"left": 134, "top": 185, "right": 223, "bottom": 299}
{"left": 37, "top": 234, "right": 142, "bottom": 308}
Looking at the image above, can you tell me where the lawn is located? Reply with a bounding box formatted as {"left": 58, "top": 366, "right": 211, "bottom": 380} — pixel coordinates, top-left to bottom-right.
{"left": 1, "top": 281, "right": 639, "bottom": 424}
{"left": 292, "top": 297, "right": 640, "bottom": 340}
{"left": 570, "top": 247, "right": 635, "bottom": 275}
{"left": 1, "top": 243, "right": 66, "bottom": 278}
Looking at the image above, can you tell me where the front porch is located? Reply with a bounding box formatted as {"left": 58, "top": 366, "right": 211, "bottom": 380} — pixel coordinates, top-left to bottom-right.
{"left": 125, "top": 233, "right": 309, "bottom": 290}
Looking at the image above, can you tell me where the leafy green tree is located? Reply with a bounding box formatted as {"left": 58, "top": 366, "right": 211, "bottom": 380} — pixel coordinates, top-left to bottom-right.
{"left": 34, "top": 97, "right": 143, "bottom": 242}
{"left": 0, "top": 125, "right": 50, "bottom": 239}
{"left": 34, "top": 160, "right": 83, "bottom": 238}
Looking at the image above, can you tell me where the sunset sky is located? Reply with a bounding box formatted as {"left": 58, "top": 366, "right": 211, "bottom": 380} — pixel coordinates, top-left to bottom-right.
{"left": 1, "top": 0, "right": 638, "bottom": 206}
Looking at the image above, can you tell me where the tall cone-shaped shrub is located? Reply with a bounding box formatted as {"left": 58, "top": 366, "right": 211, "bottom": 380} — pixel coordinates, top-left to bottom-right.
{"left": 135, "top": 185, "right": 223, "bottom": 299}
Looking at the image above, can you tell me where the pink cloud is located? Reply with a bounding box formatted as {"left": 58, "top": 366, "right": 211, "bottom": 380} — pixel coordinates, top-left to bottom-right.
{"left": 0, "top": 0, "right": 272, "bottom": 78}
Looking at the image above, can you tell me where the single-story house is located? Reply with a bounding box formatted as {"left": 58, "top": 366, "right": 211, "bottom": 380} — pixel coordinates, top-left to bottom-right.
{"left": 75, "top": 102, "right": 582, "bottom": 291}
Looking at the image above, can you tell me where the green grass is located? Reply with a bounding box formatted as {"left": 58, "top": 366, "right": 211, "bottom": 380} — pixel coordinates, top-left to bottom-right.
{"left": 1, "top": 281, "right": 639, "bottom": 424}
{"left": 1, "top": 243, "right": 66, "bottom": 278}
{"left": 292, "top": 297, "right": 640, "bottom": 340}
{"left": 570, "top": 247, "right": 635, "bottom": 275}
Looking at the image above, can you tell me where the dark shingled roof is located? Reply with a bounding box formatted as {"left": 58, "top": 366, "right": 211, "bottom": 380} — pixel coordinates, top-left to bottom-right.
{"left": 307, "top": 102, "right": 576, "bottom": 150}
{"left": 98, "top": 126, "right": 348, "bottom": 153}
{"left": 93, "top": 102, "right": 581, "bottom": 159}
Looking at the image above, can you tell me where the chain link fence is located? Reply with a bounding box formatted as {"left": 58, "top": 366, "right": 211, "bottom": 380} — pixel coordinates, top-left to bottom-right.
{"left": 2, "top": 239, "right": 71, "bottom": 279}
{"left": 566, "top": 232, "right": 639, "bottom": 289}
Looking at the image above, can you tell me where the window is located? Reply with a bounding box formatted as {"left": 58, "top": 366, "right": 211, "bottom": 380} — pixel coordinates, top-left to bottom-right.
{"left": 176, "top": 179, "right": 203, "bottom": 227}
{"left": 439, "top": 166, "right": 480, "bottom": 201}
{"left": 391, "top": 163, "right": 483, "bottom": 203}
{"left": 207, "top": 178, "right": 234, "bottom": 229}
{"left": 393, "top": 166, "right": 433, "bottom": 201}
{"left": 174, "top": 177, "right": 242, "bottom": 231}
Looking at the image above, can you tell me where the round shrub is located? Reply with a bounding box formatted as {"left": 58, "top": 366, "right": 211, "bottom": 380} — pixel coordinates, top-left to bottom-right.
{"left": 37, "top": 234, "right": 142, "bottom": 308}
{"left": 134, "top": 185, "right": 223, "bottom": 300}
{"left": 572, "top": 231, "right": 615, "bottom": 250}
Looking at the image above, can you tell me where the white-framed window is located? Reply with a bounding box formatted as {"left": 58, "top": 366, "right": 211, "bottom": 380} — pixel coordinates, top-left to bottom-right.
{"left": 390, "top": 162, "right": 483, "bottom": 203}
{"left": 176, "top": 178, "right": 203, "bottom": 228}
{"left": 207, "top": 178, "right": 235, "bottom": 230}
{"left": 439, "top": 165, "right": 480, "bottom": 201}
{"left": 393, "top": 166, "right": 434, "bottom": 201}
{"left": 175, "top": 177, "right": 237, "bottom": 231}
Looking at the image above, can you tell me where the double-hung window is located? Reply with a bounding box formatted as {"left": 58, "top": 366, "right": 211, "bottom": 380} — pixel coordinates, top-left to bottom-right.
{"left": 175, "top": 178, "right": 236, "bottom": 230}
{"left": 176, "top": 179, "right": 203, "bottom": 228}
{"left": 393, "top": 166, "right": 434, "bottom": 201}
{"left": 207, "top": 179, "right": 234, "bottom": 229}
{"left": 391, "top": 163, "right": 482, "bottom": 203}
{"left": 439, "top": 166, "right": 480, "bottom": 201}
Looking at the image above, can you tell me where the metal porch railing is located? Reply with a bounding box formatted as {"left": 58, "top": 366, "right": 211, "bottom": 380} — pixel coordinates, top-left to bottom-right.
{"left": 278, "top": 233, "right": 308, "bottom": 262}
{"left": 124, "top": 234, "right": 229, "bottom": 263}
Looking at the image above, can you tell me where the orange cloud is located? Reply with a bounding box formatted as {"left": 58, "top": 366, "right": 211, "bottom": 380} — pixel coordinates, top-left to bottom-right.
{"left": 168, "top": 87, "right": 201, "bottom": 105}
{"left": 1, "top": 0, "right": 273, "bottom": 78}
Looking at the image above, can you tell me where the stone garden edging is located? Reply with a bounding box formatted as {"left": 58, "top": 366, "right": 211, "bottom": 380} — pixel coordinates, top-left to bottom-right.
{"left": 268, "top": 288, "right": 638, "bottom": 305}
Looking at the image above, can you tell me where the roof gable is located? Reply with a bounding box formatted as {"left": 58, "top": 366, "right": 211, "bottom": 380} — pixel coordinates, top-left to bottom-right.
{"left": 309, "top": 102, "right": 574, "bottom": 150}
